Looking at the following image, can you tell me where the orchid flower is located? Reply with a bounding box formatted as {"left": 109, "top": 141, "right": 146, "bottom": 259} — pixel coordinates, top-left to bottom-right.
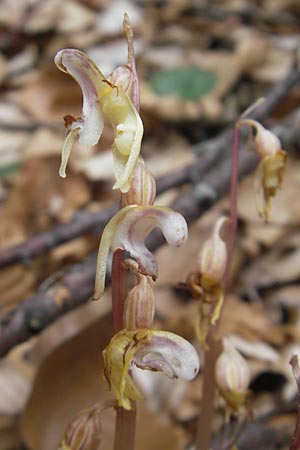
{"left": 54, "top": 17, "right": 143, "bottom": 193}
{"left": 237, "top": 119, "right": 286, "bottom": 222}
{"left": 181, "top": 217, "right": 229, "bottom": 348}
{"left": 94, "top": 205, "right": 188, "bottom": 300}
{"left": 198, "top": 216, "right": 229, "bottom": 325}
{"left": 103, "top": 329, "right": 200, "bottom": 410}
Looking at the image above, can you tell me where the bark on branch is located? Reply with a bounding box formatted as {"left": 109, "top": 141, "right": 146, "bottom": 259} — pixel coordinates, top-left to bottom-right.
{"left": 0, "top": 63, "right": 299, "bottom": 269}
{"left": 0, "top": 112, "right": 299, "bottom": 357}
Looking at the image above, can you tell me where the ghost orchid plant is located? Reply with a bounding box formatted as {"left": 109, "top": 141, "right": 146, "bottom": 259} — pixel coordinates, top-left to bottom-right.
{"left": 55, "top": 13, "right": 200, "bottom": 450}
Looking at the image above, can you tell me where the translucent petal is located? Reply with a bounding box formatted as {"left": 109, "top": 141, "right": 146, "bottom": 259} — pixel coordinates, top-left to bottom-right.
{"left": 59, "top": 128, "right": 79, "bottom": 178}
{"left": 94, "top": 205, "right": 188, "bottom": 300}
{"left": 134, "top": 330, "right": 200, "bottom": 381}
{"left": 103, "top": 329, "right": 200, "bottom": 410}
{"left": 199, "top": 216, "right": 229, "bottom": 283}
{"left": 101, "top": 89, "right": 143, "bottom": 192}
{"left": 54, "top": 49, "right": 105, "bottom": 176}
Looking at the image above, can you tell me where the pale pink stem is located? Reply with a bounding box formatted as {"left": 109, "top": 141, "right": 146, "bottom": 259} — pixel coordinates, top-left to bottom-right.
{"left": 195, "top": 126, "right": 241, "bottom": 450}
{"left": 289, "top": 356, "right": 300, "bottom": 450}
{"left": 111, "top": 249, "right": 127, "bottom": 332}
{"left": 111, "top": 236, "right": 136, "bottom": 450}
{"left": 114, "top": 405, "right": 137, "bottom": 450}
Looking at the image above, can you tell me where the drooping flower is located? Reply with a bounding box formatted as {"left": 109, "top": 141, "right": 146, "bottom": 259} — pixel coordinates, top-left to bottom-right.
{"left": 94, "top": 205, "right": 188, "bottom": 300}
{"left": 237, "top": 118, "right": 286, "bottom": 222}
{"left": 54, "top": 17, "right": 143, "bottom": 192}
{"left": 103, "top": 329, "right": 200, "bottom": 410}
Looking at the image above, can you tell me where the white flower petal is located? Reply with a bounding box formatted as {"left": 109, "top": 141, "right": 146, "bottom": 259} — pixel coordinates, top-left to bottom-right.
{"left": 94, "top": 206, "right": 188, "bottom": 300}
{"left": 111, "top": 206, "right": 188, "bottom": 277}
{"left": 134, "top": 331, "right": 200, "bottom": 381}
{"left": 59, "top": 127, "right": 79, "bottom": 178}
{"left": 55, "top": 49, "right": 105, "bottom": 175}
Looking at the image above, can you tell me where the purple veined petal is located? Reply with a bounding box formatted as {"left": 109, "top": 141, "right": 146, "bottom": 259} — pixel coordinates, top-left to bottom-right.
{"left": 55, "top": 48, "right": 143, "bottom": 191}
{"left": 133, "top": 330, "right": 200, "bottom": 381}
{"left": 93, "top": 205, "right": 188, "bottom": 300}
{"left": 54, "top": 49, "right": 105, "bottom": 176}
{"left": 111, "top": 206, "right": 188, "bottom": 277}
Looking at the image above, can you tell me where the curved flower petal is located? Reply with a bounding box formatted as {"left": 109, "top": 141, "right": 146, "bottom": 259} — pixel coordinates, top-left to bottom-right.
{"left": 254, "top": 151, "right": 286, "bottom": 222}
{"left": 103, "top": 330, "right": 145, "bottom": 410}
{"left": 55, "top": 49, "right": 106, "bottom": 177}
{"left": 134, "top": 330, "right": 200, "bottom": 380}
{"left": 103, "top": 329, "right": 200, "bottom": 410}
{"left": 101, "top": 89, "right": 143, "bottom": 192}
{"left": 94, "top": 205, "right": 188, "bottom": 300}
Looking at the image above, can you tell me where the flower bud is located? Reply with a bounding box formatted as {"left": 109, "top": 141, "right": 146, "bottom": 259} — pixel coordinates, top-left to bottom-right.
{"left": 108, "top": 13, "right": 139, "bottom": 110}
{"left": 58, "top": 405, "right": 102, "bottom": 450}
{"left": 123, "top": 274, "right": 155, "bottom": 329}
{"left": 122, "top": 158, "right": 156, "bottom": 207}
{"left": 215, "top": 338, "right": 250, "bottom": 410}
{"left": 199, "top": 216, "right": 229, "bottom": 290}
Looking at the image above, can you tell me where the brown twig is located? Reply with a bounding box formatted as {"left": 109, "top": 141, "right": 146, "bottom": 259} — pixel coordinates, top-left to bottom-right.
{"left": 0, "top": 63, "right": 299, "bottom": 269}
{"left": 0, "top": 114, "right": 298, "bottom": 358}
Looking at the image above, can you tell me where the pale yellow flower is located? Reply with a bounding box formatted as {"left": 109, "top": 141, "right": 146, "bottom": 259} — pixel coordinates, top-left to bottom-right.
{"left": 54, "top": 45, "right": 143, "bottom": 192}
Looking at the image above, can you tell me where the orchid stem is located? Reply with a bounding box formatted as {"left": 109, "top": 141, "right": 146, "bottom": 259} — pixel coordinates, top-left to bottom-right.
{"left": 195, "top": 333, "right": 221, "bottom": 450}
{"left": 111, "top": 249, "right": 127, "bottom": 333}
{"left": 228, "top": 126, "right": 240, "bottom": 263}
{"left": 114, "top": 405, "right": 137, "bottom": 450}
{"left": 195, "top": 125, "right": 241, "bottom": 450}
{"left": 112, "top": 248, "right": 137, "bottom": 450}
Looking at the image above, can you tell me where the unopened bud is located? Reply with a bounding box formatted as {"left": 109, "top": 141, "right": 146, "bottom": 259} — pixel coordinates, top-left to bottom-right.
{"left": 199, "top": 216, "right": 229, "bottom": 289}
{"left": 215, "top": 338, "right": 250, "bottom": 410}
{"left": 59, "top": 405, "right": 102, "bottom": 450}
{"left": 122, "top": 158, "right": 156, "bottom": 207}
{"left": 108, "top": 13, "right": 139, "bottom": 110}
{"left": 123, "top": 274, "right": 155, "bottom": 329}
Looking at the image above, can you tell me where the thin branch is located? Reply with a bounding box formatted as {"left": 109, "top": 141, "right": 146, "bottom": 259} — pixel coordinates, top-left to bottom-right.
{"left": 0, "top": 63, "right": 299, "bottom": 269}
{"left": 0, "top": 114, "right": 298, "bottom": 358}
